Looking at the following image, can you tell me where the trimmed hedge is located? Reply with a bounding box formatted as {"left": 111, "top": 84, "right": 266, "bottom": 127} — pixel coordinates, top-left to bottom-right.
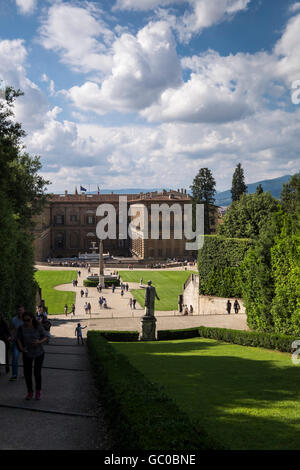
{"left": 156, "top": 326, "right": 299, "bottom": 353}
{"left": 198, "top": 235, "right": 253, "bottom": 297}
{"left": 83, "top": 279, "right": 99, "bottom": 287}
{"left": 95, "top": 331, "right": 139, "bottom": 342}
{"left": 87, "top": 331, "right": 222, "bottom": 450}
{"left": 83, "top": 278, "right": 120, "bottom": 288}
{"left": 198, "top": 326, "right": 299, "bottom": 353}
{"left": 157, "top": 328, "right": 200, "bottom": 341}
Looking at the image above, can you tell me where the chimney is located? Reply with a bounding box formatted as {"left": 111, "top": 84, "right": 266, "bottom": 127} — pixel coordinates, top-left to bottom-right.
{"left": 65, "top": 190, "right": 68, "bottom": 197}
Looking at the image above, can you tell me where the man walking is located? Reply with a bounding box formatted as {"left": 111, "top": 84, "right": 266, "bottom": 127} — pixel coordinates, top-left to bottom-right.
{"left": 9, "top": 305, "right": 24, "bottom": 381}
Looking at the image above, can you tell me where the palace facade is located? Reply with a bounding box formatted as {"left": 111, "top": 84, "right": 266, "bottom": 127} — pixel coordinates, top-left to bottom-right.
{"left": 33, "top": 189, "right": 220, "bottom": 261}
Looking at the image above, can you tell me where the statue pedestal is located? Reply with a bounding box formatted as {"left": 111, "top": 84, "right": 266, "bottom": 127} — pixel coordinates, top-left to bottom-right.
{"left": 140, "top": 315, "right": 157, "bottom": 341}
{"left": 99, "top": 275, "right": 105, "bottom": 288}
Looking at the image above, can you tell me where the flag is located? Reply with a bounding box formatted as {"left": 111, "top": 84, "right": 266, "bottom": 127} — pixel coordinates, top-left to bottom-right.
{"left": 80, "top": 186, "right": 87, "bottom": 192}
{"left": 97, "top": 185, "right": 100, "bottom": 195}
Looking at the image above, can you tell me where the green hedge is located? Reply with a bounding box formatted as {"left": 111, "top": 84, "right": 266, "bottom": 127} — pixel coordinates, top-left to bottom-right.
{"left": 197, "top": 235, "right": 253, "bottom": 297}
{"left": 197, "top": 326, "right": 299, "bottom": 353}
{"left": 87, "top": 331, "right": 221, "bottom": 450}
{"left": 157, "top": 328, "right": 200, "bottom": 341}
{"left": 156, "top": 325, "right": 299, "bottom": 352}
{"left": 83, "top": 279, "right": 120, "bottom": 288}
{"left": 95, "top": 331, "right": 139, "bottom": 342}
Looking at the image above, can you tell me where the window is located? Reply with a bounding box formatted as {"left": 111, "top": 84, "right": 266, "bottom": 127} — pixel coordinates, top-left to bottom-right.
{"left": 55, "top": 233, "right": 65, "bottom": 249}
{"left": 70, "top": 215, "right": 77, "bottom": 222}
{"left": 55, "top": 215, "right": 64, "bottom": 225}
{"left": 87, "top": 216, "right": 95, "bottom": 225}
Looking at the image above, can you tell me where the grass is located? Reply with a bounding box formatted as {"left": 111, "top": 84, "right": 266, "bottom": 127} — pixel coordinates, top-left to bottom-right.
{"left": 113, "top": 337, "right": 300, "bottom": 450}
{"left": 120, "top": 270, "right": 195, "bottom": 311}
{"left": 35, "top": 270, "right": 76, "bottom": 314}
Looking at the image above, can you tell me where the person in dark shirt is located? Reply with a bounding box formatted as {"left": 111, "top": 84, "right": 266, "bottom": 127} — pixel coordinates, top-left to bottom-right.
{"left": 17, "top": 312, "right": 48, "bottom": 401}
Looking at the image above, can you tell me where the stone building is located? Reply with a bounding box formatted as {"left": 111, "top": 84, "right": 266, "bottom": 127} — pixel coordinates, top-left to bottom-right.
{"left": 33, "top": 189, "right": 220, "bottom": 261}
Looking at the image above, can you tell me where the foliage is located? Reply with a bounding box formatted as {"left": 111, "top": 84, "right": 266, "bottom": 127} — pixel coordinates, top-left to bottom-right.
{"left": 231, "top": 163, "right": 247, "bottom": 202}
{"left": 197, "top": 235, "right": 253, "bottom": 297}
{"left": 270, "top": 225, "right": 300, "bottom": 335}
{"left": 240, "top": 210, "right": 300, "bottom": 334}
{"left": 157, "top": 328, "right": 200, "bottom": 341}
{"left": 87, "top": 331, "right": 219, "bottom": 450}
{"left": 219, "top": 191, "right": 280, "bottom": 239}
{"left": 280, "top": 172, "right": 300, "bottom": 215}
{"left": 190, "top": 167, "right": 216, "bottom": 234}
{"left": 0, "top": 87, "right": 49, "bottom": 320}
{"left": 197, "top": 325, "right": 298, "bottom": 353}
{"left": 94, "top": 331, "right": 139, "bottom": 341}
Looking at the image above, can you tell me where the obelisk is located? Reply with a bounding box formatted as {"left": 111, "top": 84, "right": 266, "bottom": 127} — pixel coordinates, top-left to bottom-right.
{"left": 99, "top": 239, "right": 105, "bottom": 288}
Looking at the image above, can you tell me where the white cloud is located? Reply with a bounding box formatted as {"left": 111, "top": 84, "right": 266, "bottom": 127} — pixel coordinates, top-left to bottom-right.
{"left": 39, "top": 2, "right": 114, "bottom": 75}
{"left": 275, "top": 13, "right": 300, "bottom": 83}
{"left": 0, "top": 39, "right": 49, "bottom": 131}
{"left": 289, "top": 2, "right": 300, "bottom": 13}
{"left": 115, "top": 0, "right": 251, "bottom": 41}
{"left": 15, "top": 0, "right": 36, "bottom": 15}
{"left": 68, "top": 21, "right": 182, "bottom": 114}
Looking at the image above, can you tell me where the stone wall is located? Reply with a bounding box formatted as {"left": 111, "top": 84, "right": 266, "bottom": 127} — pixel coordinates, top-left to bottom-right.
{"left": 182, "top": 274, "right": 245, "bottom": 315}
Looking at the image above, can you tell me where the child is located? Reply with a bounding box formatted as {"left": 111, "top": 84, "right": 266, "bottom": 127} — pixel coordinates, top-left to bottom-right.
{"left": 75, "top": 323, "right": 87, "bottom": 345}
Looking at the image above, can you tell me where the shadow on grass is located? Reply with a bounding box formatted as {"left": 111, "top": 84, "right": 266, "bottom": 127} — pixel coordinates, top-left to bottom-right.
{"left": 113, "top": 339, "right": 300, "bottom": 450}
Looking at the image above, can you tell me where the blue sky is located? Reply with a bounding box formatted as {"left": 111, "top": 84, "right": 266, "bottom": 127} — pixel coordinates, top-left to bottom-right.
{"left": 0, "top": 0, "right": 299, "bottom": 192}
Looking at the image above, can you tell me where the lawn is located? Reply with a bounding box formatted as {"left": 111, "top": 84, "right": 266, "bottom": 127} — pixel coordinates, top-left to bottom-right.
{"left": 113, "top": 337, "right": 300, "bottom": 450}
{"left": 35, "top": 270, "right": 76, "bottom": 314}
{"left": 120, "top": 270, "right": 195, "bottom": 311}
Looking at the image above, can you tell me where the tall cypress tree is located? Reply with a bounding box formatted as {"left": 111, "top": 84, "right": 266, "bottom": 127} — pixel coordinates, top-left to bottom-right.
{"left": 190, "top": 168, "right": 216, "bottom": 234}
{"left": 231, "top": 163, "right": 247, "bottom": 202}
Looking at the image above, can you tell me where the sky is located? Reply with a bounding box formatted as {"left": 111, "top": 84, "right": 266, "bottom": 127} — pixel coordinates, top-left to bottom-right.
{"left": 0, "top": 0, "right": 300, "bottom": 193}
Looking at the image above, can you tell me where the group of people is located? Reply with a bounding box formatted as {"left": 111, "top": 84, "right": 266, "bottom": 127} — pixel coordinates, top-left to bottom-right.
{"left": 0, "top": 305, "right": 49, "bottom": 401}
{"left": 64, "top": 304, "right": 76, "bottom": 316}
{"left": 183, "top": 305, "right": 193, "bottom": 315}
{"left": 80, "top": 288, "right": 89, "bottom": 298}
{"left": 84, "top": 302, "right": 92, "bottom": 315}
{"left": 227, "top": 299, "right": 240, "bottom": 315}
{"left": 98, "top": 297, "right": 108, "bottom": 309}
{"left": 128, "top": 298, "right": 137, "bottom": 309}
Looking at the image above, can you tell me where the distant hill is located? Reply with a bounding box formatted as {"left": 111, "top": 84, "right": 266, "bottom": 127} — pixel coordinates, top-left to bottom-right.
{"left": 214, "top": 175, "right": 292, "bottom": 207}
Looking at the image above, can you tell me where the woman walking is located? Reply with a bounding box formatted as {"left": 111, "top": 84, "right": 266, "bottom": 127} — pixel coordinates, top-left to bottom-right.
{"left": 16, "top": 312, "right": 48, "bottom": 401}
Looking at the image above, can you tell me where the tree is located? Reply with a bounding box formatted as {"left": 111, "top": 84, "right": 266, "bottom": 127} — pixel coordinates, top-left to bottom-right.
{"left": 231, "top": 163, "right": 247, "bottom": 202}
{"left": 256, "top": 184, "right": 264, "bottom": 195}
{"left": 190, "top": 168, "right": 216, "bottom": 234}
{"left": 0, "top": 86, "right": 49, "bottom": 319}
{"left": 218, "top": 192, "right": 280, "bottom": 239}
{"left": 280, "top": 172, "right": 300, "bottom": 215}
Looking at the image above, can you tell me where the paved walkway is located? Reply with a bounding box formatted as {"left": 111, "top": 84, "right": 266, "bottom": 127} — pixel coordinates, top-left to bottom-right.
{"left": 0, "top": 335, "right": 113, "bottom": 450}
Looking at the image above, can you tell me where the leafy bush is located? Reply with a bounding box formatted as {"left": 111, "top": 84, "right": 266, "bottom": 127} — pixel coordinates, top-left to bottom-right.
{"left": 87, "top": 331, "right": 221, "bottom": 450}
{"left": 270, "top": 231, "right": 300, "bottom": 335}
{"left": 197, "top": 235, "right": 253, "bottom": 297}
